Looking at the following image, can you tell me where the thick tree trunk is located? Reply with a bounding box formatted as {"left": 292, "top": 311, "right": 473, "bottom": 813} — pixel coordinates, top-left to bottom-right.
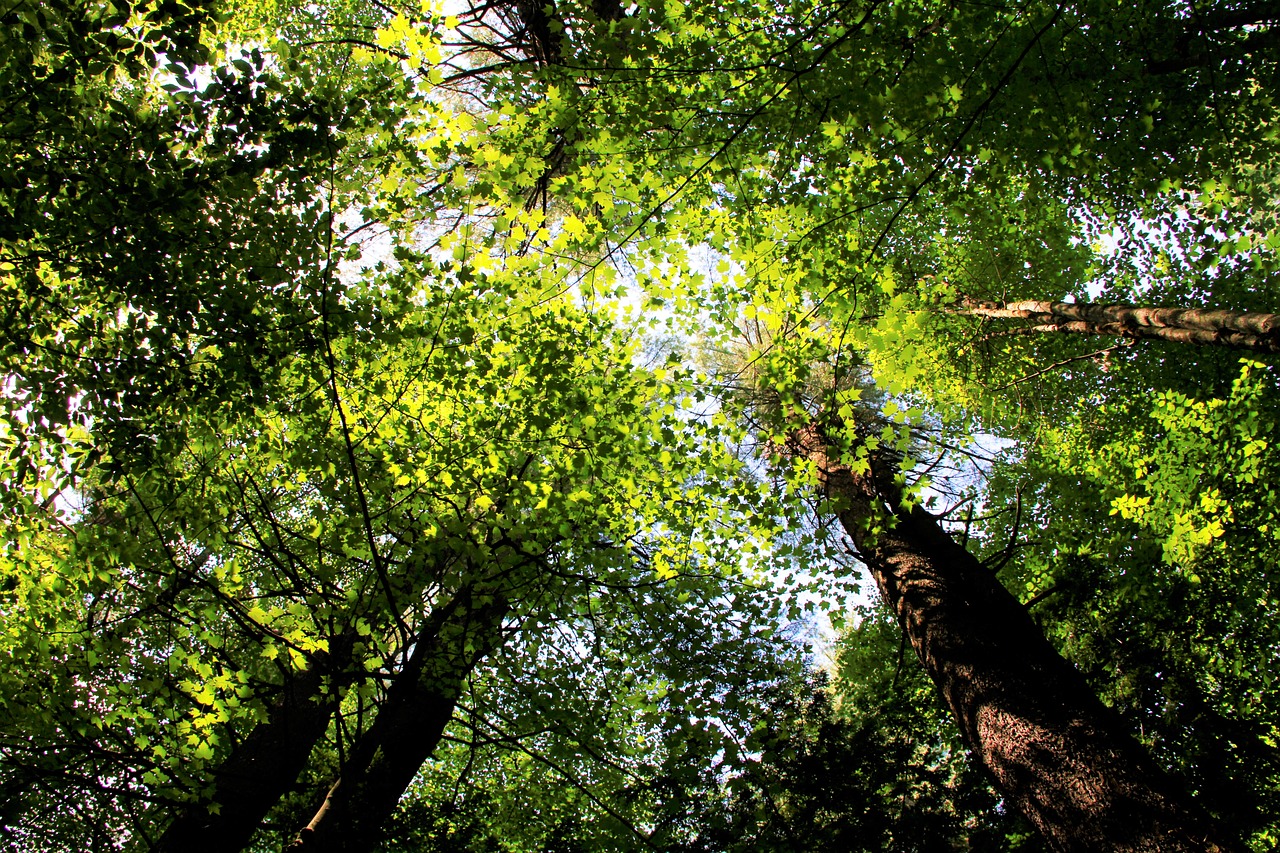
{"left": 155, "top": 633, "right": 358, "bottom": 853}
{"left": 288, "top": 588, "right": 510, "bottom": 853}
{"left": 789, "top": 424, "right": 1238, "bottom": 853}
{"left": 956, "top": 298, "right": 1280, "bottom": 351}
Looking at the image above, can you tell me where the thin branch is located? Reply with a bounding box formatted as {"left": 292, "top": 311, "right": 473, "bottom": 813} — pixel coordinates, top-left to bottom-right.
{"left": 317, "top": 151, "right": 409, "bottom": 646}
{"left": 993, "top": 343, "right": 1127, "bottom": 391}
{"left": 455, "top": 713, "right": 662, "bottom": 851}
{"left": 983, "top": 484, "right": 1023, "bottom": 575}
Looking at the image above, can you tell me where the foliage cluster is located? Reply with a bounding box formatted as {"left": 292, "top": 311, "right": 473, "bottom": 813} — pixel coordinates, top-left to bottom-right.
{"left": 1, "top": 0, "right": 1278, "bottom": 850}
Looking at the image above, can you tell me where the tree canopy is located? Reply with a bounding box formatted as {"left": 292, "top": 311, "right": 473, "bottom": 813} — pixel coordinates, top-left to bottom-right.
{"left": 2, "top": 0, "right": 1278, "bottom": 850}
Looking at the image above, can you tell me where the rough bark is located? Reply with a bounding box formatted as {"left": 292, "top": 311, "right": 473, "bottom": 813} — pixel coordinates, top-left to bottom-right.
{"left": 288, "top": 588, "right": 510, "bottom": 853}
{"left": 789, "top": 423, "right": 1238, "bottom": 853}
{"left": 955, "top": 298, "right": 1280, "bottom": 352}
{"left": 155, "top": 633, "right": 358, "bottom": 853}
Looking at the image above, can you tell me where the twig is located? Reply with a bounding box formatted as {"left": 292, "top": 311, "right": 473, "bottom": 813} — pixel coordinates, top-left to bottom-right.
{"left": 993, "top": 343, "right": 1128, "bottom": 391}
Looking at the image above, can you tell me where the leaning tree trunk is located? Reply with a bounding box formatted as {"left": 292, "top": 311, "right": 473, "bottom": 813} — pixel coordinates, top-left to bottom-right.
{"left": 288, "top": 587, "right": 510, "bottom": 853}
{"left": 788, "top": 423, "right": 1237, "bottom": 853}
{"left": 954, "top": 297, "right": 1280, "bottom": 351}
{"left": 155, "top": 632, "right": 359, "bottom": 853}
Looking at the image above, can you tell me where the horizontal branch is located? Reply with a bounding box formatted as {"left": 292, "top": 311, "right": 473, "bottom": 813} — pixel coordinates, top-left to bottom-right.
{"left": 956, "top": 298, "right": 1280, "bottom": 352}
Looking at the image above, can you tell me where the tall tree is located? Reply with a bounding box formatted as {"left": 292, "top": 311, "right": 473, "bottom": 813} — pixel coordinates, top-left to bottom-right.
{"left": 4, "top": 0, "right": 1280, "bottom": 849}
{"left": 783, "top": 421, "right": 1233, "bottom": 852}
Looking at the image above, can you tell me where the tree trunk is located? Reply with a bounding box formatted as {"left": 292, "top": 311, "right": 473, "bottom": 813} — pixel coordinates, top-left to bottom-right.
{"left": 788, "top": 423, "right": 1238, "bottom": 853}
{"left": 288, "top": 588, "right": 510, "bottom": 853}
{"left": 955, "top": 298, "right": 1280, "bottom": 352}
{"left": 155, "top": 633, "right": 358, "bottom": 853}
